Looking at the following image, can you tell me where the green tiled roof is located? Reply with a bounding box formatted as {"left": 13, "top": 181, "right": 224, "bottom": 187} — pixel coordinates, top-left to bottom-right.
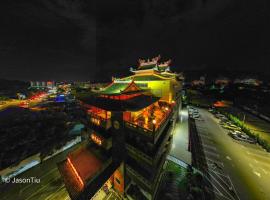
{"left": 122, "top": 74, "right": 174, "bottom": 81}
{"left": 100, "top": 83, "right": 129, "bottom": 94}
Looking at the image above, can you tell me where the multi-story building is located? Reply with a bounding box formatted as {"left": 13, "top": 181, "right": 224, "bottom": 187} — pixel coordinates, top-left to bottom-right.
{"left": 29, "top": 81, "right": 56, "bottom": 89}
{"left": 58, "top": 56, "right": 183, "bottom": 200}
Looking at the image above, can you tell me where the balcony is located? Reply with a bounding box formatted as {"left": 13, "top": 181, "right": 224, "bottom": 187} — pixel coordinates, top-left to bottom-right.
{"left": 90, "top": 131, "right": 112, "bottom": 150}
{"left": 89, "top": 112, "right": 112, "bottom": 130}
{"left": 126, "top": 121, "right": 173, "bottom": 167}
{"left": 124, "top": 102, "right": 174, "bottom": 144}
{"left": 126, "top": 146, "right": 170, "bottom": 194}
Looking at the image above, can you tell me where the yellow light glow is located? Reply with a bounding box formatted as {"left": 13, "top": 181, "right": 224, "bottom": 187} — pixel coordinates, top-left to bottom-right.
{"left": 67, "top": 157, "right": 84, "bottom": 189}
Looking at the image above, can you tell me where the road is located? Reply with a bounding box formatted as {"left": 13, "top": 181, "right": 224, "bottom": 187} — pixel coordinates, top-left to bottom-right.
{"left": 0, "top": 92, "right": 48, "bottom": 111}
{"left": 195, "top": 108, "right": 270, "bottom": 200}
{"left": 0, "top": 99, "right": 23, "bottom": 110}
{"left": 0, "top": 142, "right": 82, "bottom": 200}
{"left": 169, "top": 107, "right": 192, "bottom": 165}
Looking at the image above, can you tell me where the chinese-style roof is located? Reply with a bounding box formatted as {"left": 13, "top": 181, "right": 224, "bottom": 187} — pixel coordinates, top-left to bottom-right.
{"left": 100, "top": 81, "right": 142, "bottom": 95}
{"left": 138, "top": 55, "right": 161, "bottom": 69}
{"left": 80, "top": 94, "right": 160, "bottom": 111}
{"left": 120, "top": 73, "right": 176, "bottom": 81}
{"left": 157, "top": 59, "right": 172, "bottom": 71}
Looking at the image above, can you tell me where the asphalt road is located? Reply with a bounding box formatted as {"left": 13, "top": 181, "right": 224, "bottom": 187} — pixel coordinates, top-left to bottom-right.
{"left": 195, "top": 108, "right": 270, "bottom": 200}
{"left": 0, "top": 143, "right": 82, "bottom": 200}
{"left": 0, "top": 99, "right": 22, "bottom": 110}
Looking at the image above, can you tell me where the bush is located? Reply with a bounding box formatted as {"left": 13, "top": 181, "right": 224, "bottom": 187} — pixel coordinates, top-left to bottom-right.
{"left": 221, "top": 110, "right": 270, "bottom": 152}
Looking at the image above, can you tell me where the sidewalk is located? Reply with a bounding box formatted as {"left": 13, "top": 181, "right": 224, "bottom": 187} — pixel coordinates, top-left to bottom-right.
{"left": 169, "top": 107, "right": 192, "bottom": 165}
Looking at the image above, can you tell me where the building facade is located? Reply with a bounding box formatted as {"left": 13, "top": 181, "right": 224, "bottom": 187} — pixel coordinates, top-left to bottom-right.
{"left": 58, "top": 56, "right": 183, "bottom": 200}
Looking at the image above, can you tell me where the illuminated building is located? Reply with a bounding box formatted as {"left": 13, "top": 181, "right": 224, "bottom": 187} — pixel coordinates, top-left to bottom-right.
{"left": 58, "top": 56, "right": 183, "bottom": 200}
{"left": 29, "top": 81, "right": 56, "bottom": 89}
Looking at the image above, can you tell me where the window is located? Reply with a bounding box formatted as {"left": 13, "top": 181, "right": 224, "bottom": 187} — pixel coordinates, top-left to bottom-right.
{"left": 115, "top": 178, "right": 121, "bottom": 185}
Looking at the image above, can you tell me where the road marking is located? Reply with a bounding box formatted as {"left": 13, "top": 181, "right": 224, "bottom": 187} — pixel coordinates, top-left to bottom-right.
{"left": 210, "top": 171, "right": 231, "bottom": 189}
{"left": 199, "top": 134, "right": 213, "bottom": 141}
{"left": 206, "top": 158, "right": 224, "bottom": 167}
{"left": 202, "top": 143, "right": 217, "bottom": 151}
{"left": 253, "top": 170, "right": 261, "bottom": 178}
{"left": 208, "top": 172, "right": 238, "bottom": 200}
{"left": 204, "top": 149, "right": 220, "bottom": 158}
{"left": 227, "top": 175, "right": 241, "bottom": 200}
{"left": 226, "top": 156, "right": 232, "bottom": 161}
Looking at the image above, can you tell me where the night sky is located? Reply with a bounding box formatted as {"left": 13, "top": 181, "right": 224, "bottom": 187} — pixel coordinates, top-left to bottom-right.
{"left": 0, "top": 0, "right": 269, "bottom": 81}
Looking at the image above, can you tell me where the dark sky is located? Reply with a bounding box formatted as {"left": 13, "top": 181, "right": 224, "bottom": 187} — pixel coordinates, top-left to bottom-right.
{"left": 0, "top": 0, "right": 269, "bottom": 81}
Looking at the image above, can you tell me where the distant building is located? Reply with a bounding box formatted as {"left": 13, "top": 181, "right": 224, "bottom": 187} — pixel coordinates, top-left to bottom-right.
{"left": 191, "top": 76, "right": 205, "bottom": 86}
{"left": 29, "top": 81, "right": 56, "bottom": 89}
{"left": 215, "top": 77, "right": 230, "bottom": 86}
{"left": 234, "top": 78, "right": 262, "bottom": 86}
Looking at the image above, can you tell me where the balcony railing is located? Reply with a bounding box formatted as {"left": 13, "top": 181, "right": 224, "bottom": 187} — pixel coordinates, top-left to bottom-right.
{"left": 124, "top": 109, "right": 173, "bottom": 144}
{"left": 126, "top": 143, "right": 152, "bottom": 166}
{"left": 89, "top": 113, "right": 112, "bottom": 130}
{"left": 126, "top": 164, "right": 152, "bottom": 191}
{"left": 126, "top": 148, "right": 169, "bottom": 194}
{"left": 126, "top": 125, "right": 173, "bottom": 167}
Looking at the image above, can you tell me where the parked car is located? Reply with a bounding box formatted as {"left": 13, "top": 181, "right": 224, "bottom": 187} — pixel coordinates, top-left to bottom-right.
{"left": 228, "top": 131, "right": 256, "bottom": 144}
{"left": 222, "top": 124, "right": 242, "bottom": 131}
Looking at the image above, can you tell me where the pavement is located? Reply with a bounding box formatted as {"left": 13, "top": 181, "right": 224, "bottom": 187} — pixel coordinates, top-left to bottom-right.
{"left": 0, "top": 142, "right": 83, "bottom": 200}
{"left": 169, "top": 107, "right": 192, "bottom": 165}
{"left": 195, "top": 108, "right": 270, "bottom": 200}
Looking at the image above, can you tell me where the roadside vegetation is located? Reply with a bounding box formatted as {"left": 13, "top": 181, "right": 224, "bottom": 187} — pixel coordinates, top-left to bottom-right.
{"left": 220, "top": 111, "right": 270, "bottom": 152}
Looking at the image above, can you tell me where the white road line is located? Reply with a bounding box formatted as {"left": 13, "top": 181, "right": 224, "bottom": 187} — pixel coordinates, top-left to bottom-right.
{"left": 204, "top": 149, "right": 220, "bottom": 158}
{"left": 211, "top": 170, "right": 228, "bottom": 178}
{"left": 202, "top": 143, "right": 217, "bottom": 151}
{"left": 206, "top": 158, "right": 224, "bottom": 167}
{"left": 208, "top": 173, "right": 237, "bottom": 200}
{"left": 199, "top": 133, "right": 213, "bottom": 139}
{"left": 211, "top": 171, "right": 232, "bottom": 188}
{"left": 226, "top": 156, "right": 232, "bottom": 161}
{"left": 253, "top": 170, "right": 261, "bottom": 178}
{"left": 227, "top": 176, "right": 241, "bottom": 200}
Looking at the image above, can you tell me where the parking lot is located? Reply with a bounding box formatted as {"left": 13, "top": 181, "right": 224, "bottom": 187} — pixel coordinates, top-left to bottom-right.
{"left": 189, "top": 106, "right": 270, "bottom": 200}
